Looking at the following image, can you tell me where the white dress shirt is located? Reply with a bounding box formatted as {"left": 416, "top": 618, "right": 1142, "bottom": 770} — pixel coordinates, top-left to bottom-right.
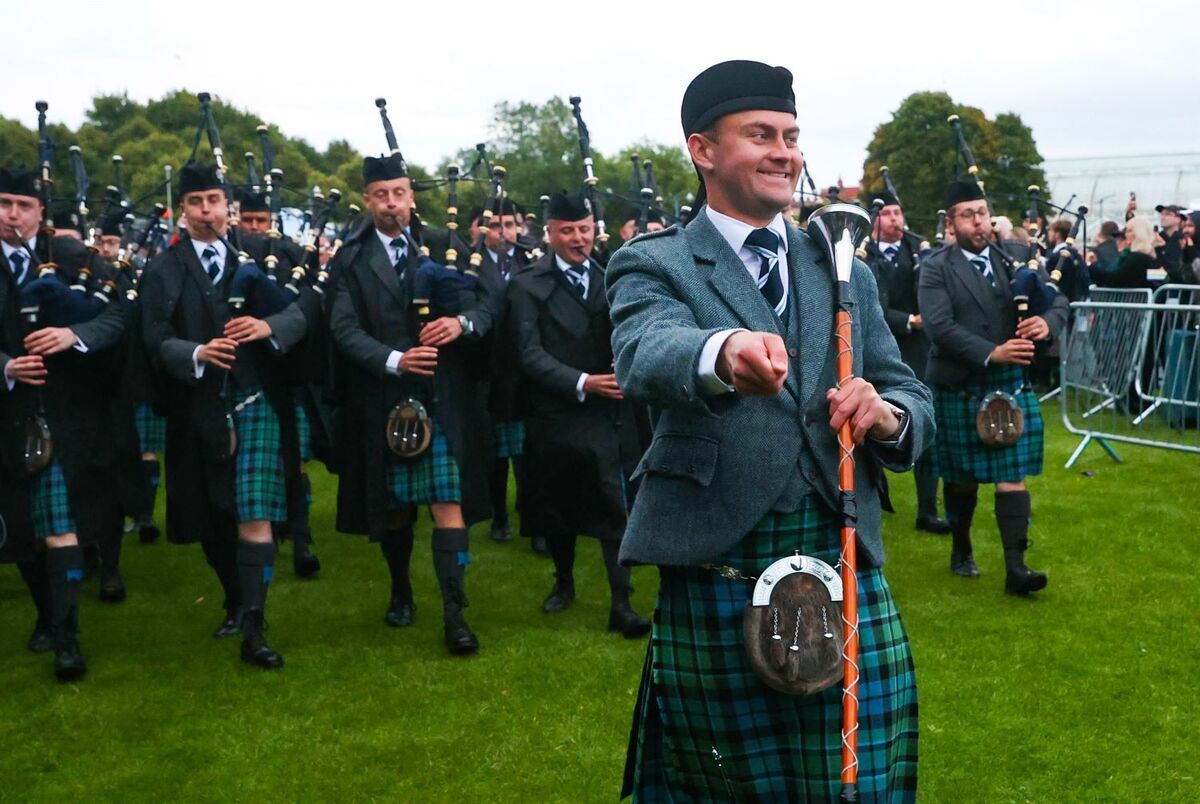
{"left": 695, "top": 207, "right": 789, "bottom": 396}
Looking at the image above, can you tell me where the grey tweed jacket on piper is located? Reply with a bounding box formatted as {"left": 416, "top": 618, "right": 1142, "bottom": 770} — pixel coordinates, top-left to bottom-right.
{"left": 606, "top": 209, "right": 935, "bottom": 568}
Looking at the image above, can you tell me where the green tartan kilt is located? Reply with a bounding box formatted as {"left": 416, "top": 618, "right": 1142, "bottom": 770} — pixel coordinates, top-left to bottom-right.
{"left": 135, "top": 402, "right": 167, "bottom": 454}
{"left": 630, "top": 496, "right": 918, "bottom": 802}
{"left": 231, "top": 387, "right": 287, "bottom": 524}
{"left": 930, "top": 364, "right": 1044, "bottom": 484}
{"left": 387, "top": 422, "right": 461, "bottom": 505}
{"left": 493, "top": 420, "right": 525, "bottom": 459}
{"left": 31, "top": 460, "right": 76, "bottom": 540}
{"left": 295, "top": 402, "right": 313, "bottom": 462}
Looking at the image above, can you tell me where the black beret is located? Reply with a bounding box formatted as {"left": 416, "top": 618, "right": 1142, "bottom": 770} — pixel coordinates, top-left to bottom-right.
{"left": 99, "top": 209, "right": 127, "bottom": 237}
{"left": 870, "top": 191, "right": 900, "bottom": 209}
{"left": 0, "top": 167, "right": 40, "bottom": 199}
{"left": 485, "top": 198, "right": 520, "bottom": 218}
{"left": 945, "top": 180, "right": 985, "bottom": 209}
{"left": 681, "top": 60, "right": 796, "bottom": 137}
{"left": 179, "top": 163, "right": 224, "bottom": 197}
{"left": 237, "top": 189, "right": 270, "bottom": 213}
{"left": 363, "top": 153, "right": 407, "bottom": 185}
{"left": 546, "top": 191, "right": 591, "bottom": 222}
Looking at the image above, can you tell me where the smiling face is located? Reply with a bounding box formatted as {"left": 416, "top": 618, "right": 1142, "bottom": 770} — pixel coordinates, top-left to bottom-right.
{"left": 687, "top": 109, "right": 802, "bottom": 226}
{"left": 547, "top": 217, "right": 595, "bottom": 264}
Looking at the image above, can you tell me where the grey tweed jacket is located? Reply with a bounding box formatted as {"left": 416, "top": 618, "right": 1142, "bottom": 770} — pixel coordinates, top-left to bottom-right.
{"left": 606, "top": 210, "right": 934, "bottom": 568}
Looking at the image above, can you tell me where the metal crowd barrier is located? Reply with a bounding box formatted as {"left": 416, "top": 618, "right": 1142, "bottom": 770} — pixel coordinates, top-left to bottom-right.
{"left": 1059, "top": 288, "right": 1200, "bottom": 467}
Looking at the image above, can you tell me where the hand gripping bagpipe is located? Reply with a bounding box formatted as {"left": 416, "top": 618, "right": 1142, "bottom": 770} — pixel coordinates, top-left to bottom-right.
{"left": 568, "top": 96, "right": 610, "bottom": 263}
{"left": 806, "top": 204, "right": 874, "bottom": 803}
{"left": 947, "top": 114, "right": 1056, "bottom": 319}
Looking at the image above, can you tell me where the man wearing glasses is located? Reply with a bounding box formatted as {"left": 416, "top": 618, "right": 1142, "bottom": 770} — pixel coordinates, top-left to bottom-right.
{"left": 917, "top": 181, "right": 1068, "bottom": 597}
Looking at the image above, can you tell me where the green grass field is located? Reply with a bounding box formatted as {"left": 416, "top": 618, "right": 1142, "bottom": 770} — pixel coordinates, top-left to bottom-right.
{"left": 1, "top": 414, "right": 1197, "bottom": 802}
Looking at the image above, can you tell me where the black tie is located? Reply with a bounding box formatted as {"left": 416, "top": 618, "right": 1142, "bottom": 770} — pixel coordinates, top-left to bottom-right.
{"left": 202, "top": 246, "right": 220, "bottom": 282}
{"left": 9, "top": 251, "right": 27, "bottom": 285}
{"left": 565, "top": 263, "right": 587, "bottom": 298}
{"left": 970, "top": 255, "right": 996, "bottom": 288}
{"left": 744, "top": 228, "right": 786, "bottom": 317}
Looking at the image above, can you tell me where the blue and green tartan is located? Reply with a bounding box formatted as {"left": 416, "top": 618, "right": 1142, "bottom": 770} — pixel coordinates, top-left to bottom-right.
{"left": 31, "top": 460, "right": 76, "bottom": 540}
{"left": 387, "top": 422, "right": 461, "bottom": 505}
{"left": 295, "top": 403, "right": 314, "bottom": 462}
{"left": 494, "top": 420, "right": 525, "bottom": 459}
{"left": 230, "top": 386, "right": 287, "bottom": 524}
{"left": 931, "top": 364, "right": 1045, "bottom": 484}
{"left": 630, "top": 496, "right": 918, "bottom": 802}
{"left": 135, "top": 402, "right": 167, "bottom": 454}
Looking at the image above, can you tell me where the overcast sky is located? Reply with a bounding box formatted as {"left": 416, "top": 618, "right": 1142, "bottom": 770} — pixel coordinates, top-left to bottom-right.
{"left": 2, "top": 0, "right": 1195, "bottom": 190}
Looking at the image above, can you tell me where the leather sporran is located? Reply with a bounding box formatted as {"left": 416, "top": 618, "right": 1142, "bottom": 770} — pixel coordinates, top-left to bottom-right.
{"left": 23, "top": 414, "right": 53, "bottom": 476}
{"left": 386, "top": 398, "right": 432, "bottom": 459}
{"left": 976, "top": 391, "right": 1024, "bottom": 446}
{"left": 743, "top": 554, "right": 844, "bottom": 696}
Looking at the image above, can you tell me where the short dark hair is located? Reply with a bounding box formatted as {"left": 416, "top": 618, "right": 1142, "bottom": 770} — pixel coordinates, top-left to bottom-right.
{"left": 1050, "top": 219, "right": 1072, "bottom": 241}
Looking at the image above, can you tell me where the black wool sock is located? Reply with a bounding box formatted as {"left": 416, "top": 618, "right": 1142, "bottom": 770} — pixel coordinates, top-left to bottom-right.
{"left": 46, "top": 545, "right": 84, "bottom": 645}
{"left": 995, "top": 490, "right": 1033, "bottom": 569}
{"left": 18, "top": 552, "right": 52, "bottom": 629}
{"left": 431, "top": 527, "right": 470, "bottom": 616}
{"left": 943, "top": 484, "right": 978, "bottom": 558}
{"left": 379, "top": 526, "right": 415, "bottom": 605}
{"left": 201, "top": 532, "right": 241, "bottom": 615}
{"left": 236, "top": 540, "right": 277, "bottom": 615}
{"left": 489, "top": 459, "right": 510, "bottom": 529}
{"left": 546, "top": 534, "right": 577, "bottom": 592}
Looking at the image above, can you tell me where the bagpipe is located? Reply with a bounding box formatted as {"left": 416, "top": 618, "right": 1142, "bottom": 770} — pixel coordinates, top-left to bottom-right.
{"left": 947, "top": 113, "right": 1057, "bottom": 320}
{"left": 880, "top": 165, "right": 932, "bottom": 260}
{"left": 17, "top": 102, "right": 120, "bottom": 330}
{"left": 568, "top": 96, "right": 610, "bottom": 263}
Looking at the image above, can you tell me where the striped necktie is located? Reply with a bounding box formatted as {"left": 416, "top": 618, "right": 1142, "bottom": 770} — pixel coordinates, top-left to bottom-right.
{"left": 8, "top": 251, "right": 27, "bottom": 285}
{"left": 202, "top": 246, "right": 221, "bottom": 283}
{"left": 970, "top": 255, "right": 996, "bottom": 287}
{"left": 744, "top": 227, "right": 786, "bottom": 317}
{"left": 883, "top": 243, "right": 899, "bottom": 263}
{"left": 565, "top": 263, "right": 587, "bottom": 298}
{"left": 390, "top": 237, "right": 407, "bottom": 270}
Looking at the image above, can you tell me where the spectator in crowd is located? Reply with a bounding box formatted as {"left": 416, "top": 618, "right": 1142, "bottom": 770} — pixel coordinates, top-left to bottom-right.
{"left": 1094, "top": 216, "right": 1156, "bottom": 288}
{"left": 1182, "top": 211, "right": 1200, "bottom": 284}
{"left": 993, "top": 215, "right": 1015, "bottom": 240}
{"left": 1089, "top": 220, "right": 1122, "bottom": 276}
{"left": 1154, "top": 204, "right": 1187, "bottom": 283}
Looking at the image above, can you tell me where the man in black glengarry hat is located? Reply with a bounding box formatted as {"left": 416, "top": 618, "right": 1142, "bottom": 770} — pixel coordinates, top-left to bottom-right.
{"left": 329, "top": 152, "right": 491, "bottom": 655}
{"left": 607, "top": 59, "right": 933, "bottom": 800}
{"left": 918, "top": 179, "right": 1067, "bottom": 595}
{"left": 508, "top": 190, "right": 650, "bottom": 637}
{"left": 140, "top": 163, "right": 310, "bottom": 669}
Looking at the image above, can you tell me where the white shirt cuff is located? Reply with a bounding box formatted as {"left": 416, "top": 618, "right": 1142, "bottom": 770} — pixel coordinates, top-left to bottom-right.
{"left": 386, "top": 350, "right": 404, "bottom": 375}
{"left": 696, "top": 329, "right": 745, "bottom": 396}
{"left": 576, "top": 373, "right": 588, "bottom": 402}
{"left": 3, "top": 364, "right": 14, "bottom": 391}
{"left": 192, "top": 345, "right": 206, "bottom": 379}
{"left": 70, "top": 332, "right": 88, "bottom": 353}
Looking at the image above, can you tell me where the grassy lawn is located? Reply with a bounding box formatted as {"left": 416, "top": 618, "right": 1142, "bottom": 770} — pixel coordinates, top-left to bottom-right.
{"left": 1, "top": 413, "right": 1197, "bottom": 802}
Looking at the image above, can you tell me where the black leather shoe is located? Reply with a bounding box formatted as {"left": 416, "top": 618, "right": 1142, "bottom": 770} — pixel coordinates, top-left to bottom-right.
{"left": 915, "top": 516, "right": 952, "bottom": 535}
{"left": 608, "top": 602, "right": 652, "bottom": 638}
{"left": 1005, "top": 566, "right": 1048, "bottom": 596}
{"left": 54, "top": 639, "right": 87, "bottom": 682}
{"left": 384, "top": 599, "right": 415, "bottom": 628}
{"left": 213, "top": 612, "right": 242, "bottom": 639}
{"left": 541, "top": 584, "right": 575, "bottom": 614}
{"left": 99, "top": 571, "right": 127, "bottom": 603}
{"left": 240, "top": 610, "right": 284, "bottom": 669}
{"left": 444, "top": 612, "right": 479, "bottom": 656}
{"left": 490, "top": 525, "right": 512, "bottom": 543}
{"left": 531, "top": 536, "right": 549, "bottom": 557}
{"left": 293, "top": 551, "right": 321, "bottom": 579}
{"left": 28, "top": 625, "right": 55, "bottom": 653}
{"left": 138, "top": 522, "right": 161, "bottom": 544}
{"left": 951, "top": 553, "right": 981, "bottom": 578}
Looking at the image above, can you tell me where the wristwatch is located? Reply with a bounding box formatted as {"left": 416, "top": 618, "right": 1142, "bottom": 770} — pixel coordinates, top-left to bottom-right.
{"left": 456, "top": 314, "right": 473, "bottom": 335}
{"left": 873, "top": 402, "right": 909, "bottom": 446}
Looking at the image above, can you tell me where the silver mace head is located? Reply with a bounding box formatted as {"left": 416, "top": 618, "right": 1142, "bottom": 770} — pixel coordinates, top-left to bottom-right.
{"left": 807, "top": 203, "right": 872, "bottom": 283}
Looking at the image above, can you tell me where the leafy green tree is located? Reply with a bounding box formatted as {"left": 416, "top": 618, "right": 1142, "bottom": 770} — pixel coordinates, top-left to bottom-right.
{"left": 861, "top": 91, "right": 1046, "bottom": 235}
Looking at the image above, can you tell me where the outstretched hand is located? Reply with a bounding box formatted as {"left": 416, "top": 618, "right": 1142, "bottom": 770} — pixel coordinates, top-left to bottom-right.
{"left": 716, "top": 331, "right": 789, "bottom": 396}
